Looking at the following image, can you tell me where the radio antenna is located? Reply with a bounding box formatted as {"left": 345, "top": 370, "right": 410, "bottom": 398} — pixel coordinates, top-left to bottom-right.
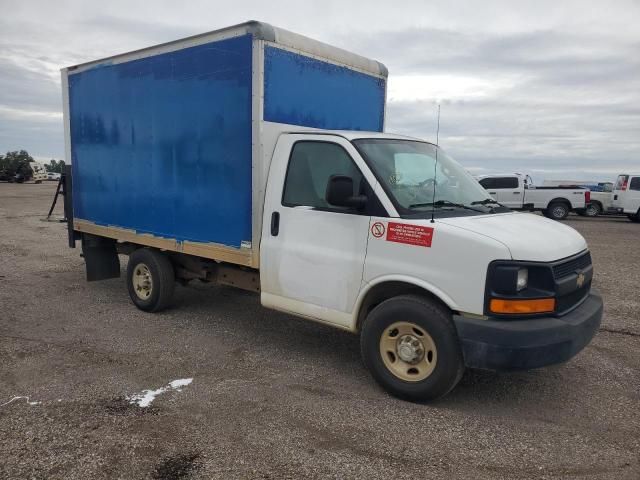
{"left": 430, "top": 104, "right": 441, "bottom": 223}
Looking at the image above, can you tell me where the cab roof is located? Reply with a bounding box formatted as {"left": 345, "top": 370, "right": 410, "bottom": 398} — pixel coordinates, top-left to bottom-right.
{"left": 285, "top": 129, "right": 435, "bottom": 144}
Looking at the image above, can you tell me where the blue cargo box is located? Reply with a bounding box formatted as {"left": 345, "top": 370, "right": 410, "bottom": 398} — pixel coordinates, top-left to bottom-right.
{"left": 62, "top": 21, "right": 387, "bottom": 267}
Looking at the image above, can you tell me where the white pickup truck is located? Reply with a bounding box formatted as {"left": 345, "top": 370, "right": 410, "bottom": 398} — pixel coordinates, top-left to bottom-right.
{"left": 477, "top": 173, "right": 590, "bottom": 220}
{"left": 61, "top": 21, "right": 603, "bottom": 401}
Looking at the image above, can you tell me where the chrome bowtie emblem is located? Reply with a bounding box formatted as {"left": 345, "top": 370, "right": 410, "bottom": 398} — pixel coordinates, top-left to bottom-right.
{"left": 576, "top": 272, "right": 586, "bottom": 288}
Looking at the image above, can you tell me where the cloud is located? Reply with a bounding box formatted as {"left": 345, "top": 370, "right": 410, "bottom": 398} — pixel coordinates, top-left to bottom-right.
{"left": 343, "top": 25, "right": 640, "bottom": 181}
{"left": 0, "top": 0, "right": 638, "bottom": 180}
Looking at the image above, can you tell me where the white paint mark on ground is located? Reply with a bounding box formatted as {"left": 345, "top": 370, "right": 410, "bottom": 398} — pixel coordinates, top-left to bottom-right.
{"left": 0, "top": 396, "right": 41, "bottom": 407}
{"left": 127, "top": 378, "right": 193, "bottom": 408}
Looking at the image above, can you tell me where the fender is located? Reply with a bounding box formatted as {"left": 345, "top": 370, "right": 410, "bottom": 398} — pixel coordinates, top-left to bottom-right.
{"left": 351, "top": 274, "right": 460, "bottom": 330}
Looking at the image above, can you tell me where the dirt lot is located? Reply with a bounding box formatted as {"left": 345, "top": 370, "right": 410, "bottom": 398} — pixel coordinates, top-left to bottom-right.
{"left": 1, "top": 182, "right": 639, "bottom": 479}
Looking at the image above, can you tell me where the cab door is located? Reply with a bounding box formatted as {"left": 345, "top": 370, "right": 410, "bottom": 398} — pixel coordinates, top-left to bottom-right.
{"left": 478, "top": 177, "right": 498, "bottom": 200}
{"left": 260, "top": 134, "right": 385, "bottom": 329}
{"left": 495, "top": 176, "right": 523, "bottom": 208}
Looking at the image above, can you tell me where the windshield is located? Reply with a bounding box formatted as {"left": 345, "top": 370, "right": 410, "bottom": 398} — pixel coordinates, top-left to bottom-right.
{"left": 353, "top": 139, "right": 496, "bottom": 213}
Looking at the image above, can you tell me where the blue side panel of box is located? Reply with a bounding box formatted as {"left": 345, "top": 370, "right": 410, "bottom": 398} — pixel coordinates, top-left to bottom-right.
{"left": 263, "top": 46, "right": 385, "bottom": 132}
{"left": 68, "top": 34, "right": 253, "bottom": 247}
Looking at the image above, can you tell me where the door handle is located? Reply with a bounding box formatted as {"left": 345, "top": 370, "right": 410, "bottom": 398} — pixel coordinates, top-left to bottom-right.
{"left": 270, "top": 211, "right": 280, "bottom": 236}
{"left": 513, "top": 192, "right": 520, "bottom": 194}
{"left": 489, "top": 192, "right": 497, "bottom": 195}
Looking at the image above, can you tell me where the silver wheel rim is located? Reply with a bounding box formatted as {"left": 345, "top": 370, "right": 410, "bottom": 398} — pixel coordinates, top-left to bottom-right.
{"left": 553, "top": 206, "right": 566, "bottom": 218}
{"left": 132, "top": 263, "right": 153, "bottom": 300}
{"left": 586, "top": 205, "right": 598, "bottom": 216}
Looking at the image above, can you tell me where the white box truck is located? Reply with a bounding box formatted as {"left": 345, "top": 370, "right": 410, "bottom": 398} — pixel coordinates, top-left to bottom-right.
{"left": 29, "top": 161, "right": 47, "bottom": 183}
{"left": 61, "top": 21, "right": 602, "bottom": 401}
{"left": 612, "top": 174, "right": 640, "bottom": 221}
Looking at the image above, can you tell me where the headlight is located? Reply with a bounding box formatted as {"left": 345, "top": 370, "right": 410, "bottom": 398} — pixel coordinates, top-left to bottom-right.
{"left": 516, "top": 268, "right": 528, "bottom": 291}
{"left": 485, "top": 261, "right": 556, "bottom": 317}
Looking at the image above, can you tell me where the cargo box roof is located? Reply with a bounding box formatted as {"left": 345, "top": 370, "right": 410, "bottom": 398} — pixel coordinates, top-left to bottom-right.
{"left": 64, "top": 20, "right": 388, "bottom": 78}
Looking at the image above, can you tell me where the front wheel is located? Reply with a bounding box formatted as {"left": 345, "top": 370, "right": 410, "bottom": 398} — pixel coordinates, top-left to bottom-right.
{"left": 126, "top": 248, "right": 175, "bottom": 312}
{"left": 629, "top": 211, "right": 640, "bottom": 223}
{"left": 544, "top": 202, "right": 569, "bottom": 220}
{"left": 584, "top": 203, "right": 601, "bottom": 217}
{"left": 360, "top": 295, "right": 464, "bottom": 401}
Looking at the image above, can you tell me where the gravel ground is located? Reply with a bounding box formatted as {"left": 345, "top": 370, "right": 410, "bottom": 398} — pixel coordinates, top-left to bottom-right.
{"left": 0, "top": 182, "right": 638, "bottom": 479}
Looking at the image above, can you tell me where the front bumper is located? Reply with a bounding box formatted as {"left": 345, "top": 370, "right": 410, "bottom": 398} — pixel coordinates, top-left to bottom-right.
{"left": 453, "top": 292, "right": 603, "bottom": 370}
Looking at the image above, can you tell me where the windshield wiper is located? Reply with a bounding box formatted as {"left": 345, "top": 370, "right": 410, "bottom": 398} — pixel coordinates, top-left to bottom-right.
{"left": 470, "top": 198, "right": 505, "bottom": 207}
{"left": 409, "top": 200, "right": 485, "bottom": 213}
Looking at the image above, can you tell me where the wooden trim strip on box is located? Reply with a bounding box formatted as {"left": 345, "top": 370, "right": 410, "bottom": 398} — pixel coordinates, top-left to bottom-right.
{"left": 74, "top": 219, "right": 253, "bottom": 267}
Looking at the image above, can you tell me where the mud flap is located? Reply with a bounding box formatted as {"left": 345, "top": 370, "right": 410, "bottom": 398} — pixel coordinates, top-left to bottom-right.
{"left": 81, "top": 233, "right": 120, "bottom": 281}
{"left": 62, "top": 164, "right": 80, "bottom": 248}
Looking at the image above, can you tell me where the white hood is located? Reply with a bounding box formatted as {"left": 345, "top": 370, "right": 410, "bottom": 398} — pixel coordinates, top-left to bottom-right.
{"left": 439, "top": 212, "right": 587, "bottom": 262}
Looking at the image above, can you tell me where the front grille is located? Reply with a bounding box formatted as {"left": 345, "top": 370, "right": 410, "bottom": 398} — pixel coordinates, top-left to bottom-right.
{"left": 556, "top": 281, "right": 591, "bottom": 314}
{"left": 553, "top": 252, "right": 592, "bottom": 280}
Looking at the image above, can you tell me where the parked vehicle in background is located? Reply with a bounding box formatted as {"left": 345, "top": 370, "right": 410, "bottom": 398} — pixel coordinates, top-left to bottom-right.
{"left": 477, "top": 173, "right": 589, "bottom": 220}
{"left": 583, "top": 187, "right": 613, "bottom": 217}
{"left": 0, "top": 170, "right": 13, "bottom": 182}
{"left": 29, "top": 162, "right": 47, "bottom": 183}
{"left": 60, "top": 21, "right": 603, "bottom": 401}
{"left": 612, "top": 174, "right": 640, "bottom": 222}
{"left": 544, "top": 181, "right": 614, "bottom": 217}
{"left": 47, "top": 172, "right": 62, "bottom": 181}
{"left": 581, "top": 184, "right": 614, "bottom": 217}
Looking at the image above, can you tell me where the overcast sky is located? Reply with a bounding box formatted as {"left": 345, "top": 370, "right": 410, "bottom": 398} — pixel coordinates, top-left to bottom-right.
{"left": 1, "top": 0, "right": 639, "bottom": 181}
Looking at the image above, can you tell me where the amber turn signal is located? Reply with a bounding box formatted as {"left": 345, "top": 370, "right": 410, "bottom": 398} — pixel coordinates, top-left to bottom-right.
{"left": 490, "top": 297, "right": 556, "bottom": 314}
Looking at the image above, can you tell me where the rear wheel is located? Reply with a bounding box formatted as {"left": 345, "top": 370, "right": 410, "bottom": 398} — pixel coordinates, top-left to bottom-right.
{"left": 544, "top": 202, "right": 569, "bottom": 220}
{"left": 584, "top": 202, "right": 601, "bottom": 217}
{"left": 629, "top": 210, "right": 640, "bottom": 223}
{"left": 360, "top": 295, "right": 464, "bottom": 401}
{"left": 126, "top": 248, "right": 175, "bottom": 312}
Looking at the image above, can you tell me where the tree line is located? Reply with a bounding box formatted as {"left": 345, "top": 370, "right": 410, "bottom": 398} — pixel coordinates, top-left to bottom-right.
{"left": 0, "top": 150, "right": 66, "bottom": 177}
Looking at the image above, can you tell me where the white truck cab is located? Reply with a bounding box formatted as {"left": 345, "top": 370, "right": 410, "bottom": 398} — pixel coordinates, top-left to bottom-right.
{"left": 259, "top": 132, "right": 601, "bottom": 400}
{"left": 612, "top": 174, "right": 640, "bottom": 222}
{"left": 62, "top": 22, "right": 603, "bottom": 401}
{"left": 477, "top": 173, "right": 589, "bottom": 220}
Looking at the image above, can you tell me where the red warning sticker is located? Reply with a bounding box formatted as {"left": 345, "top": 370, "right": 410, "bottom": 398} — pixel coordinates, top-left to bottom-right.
{"left": 386, "top": 222, "right": 434, "bottom": 247}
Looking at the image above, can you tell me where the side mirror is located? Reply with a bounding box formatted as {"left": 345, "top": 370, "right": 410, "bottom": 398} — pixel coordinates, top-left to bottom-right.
{"left": 326, "top": 175, "right": 367, "bottom": 209}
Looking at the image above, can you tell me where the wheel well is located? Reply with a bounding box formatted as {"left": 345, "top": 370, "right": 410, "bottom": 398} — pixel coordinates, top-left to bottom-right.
{"left": 356, "top": 281, "right": 452, "bottom": 332}
{"left": 548, "top": 198, "right": 571, "bottom": 208}
{"left": 589, "top": 200, "right": 603, "bottom": 208}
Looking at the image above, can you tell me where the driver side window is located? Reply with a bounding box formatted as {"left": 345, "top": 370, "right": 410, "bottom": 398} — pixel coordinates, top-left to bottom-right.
{"left": 282, "top": 141, "right": 364, "bottom": 210}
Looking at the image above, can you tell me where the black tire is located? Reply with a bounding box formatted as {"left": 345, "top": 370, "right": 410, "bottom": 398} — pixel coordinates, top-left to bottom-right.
{"left": 360, "top": 295, "right": 464, "bottom": 402}
{"left": 545, "top": 202, "right": 569, "bottom": 220}
{"left": 126, "top": 248, "right": 175, "bottom": 312}
{"left": 584, "top": 202, "right": 601, "bottom": 217}
{"left": 629, "top": 211, "right": 640, "bottom": 223}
